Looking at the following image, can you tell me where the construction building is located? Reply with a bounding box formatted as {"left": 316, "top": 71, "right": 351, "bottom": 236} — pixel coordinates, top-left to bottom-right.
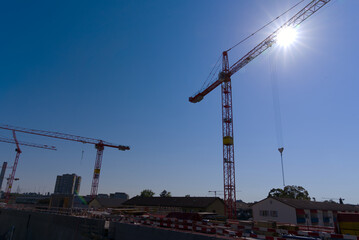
{"left": 49, "top": 194, "right": 75, "bottom": 208}
{"left": 252, "top": 197, "right": 359, "bottom": 227}
{"left": 54, "top": 173, "right": 81, "bottom": 195}
{"left": 123, "top": 197, "right": 225, "bottom": 216}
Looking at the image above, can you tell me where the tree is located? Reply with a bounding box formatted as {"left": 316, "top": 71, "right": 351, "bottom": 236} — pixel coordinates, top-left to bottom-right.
{"left": 160, "top": 190, "right": 171, "bottom": 197}
{"left": 185, "top": 194, "right": 190, "bottom": 197}
{"left": 268, "top": 185, "right": 310, "bottom": 200}
{"left": 140, "top": 189, "right": 155, "bottom": 197}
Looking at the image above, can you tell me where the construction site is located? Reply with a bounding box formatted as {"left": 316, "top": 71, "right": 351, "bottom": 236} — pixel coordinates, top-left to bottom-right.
{"left": 0, "top": 0, "right": 359, "bottom": 239}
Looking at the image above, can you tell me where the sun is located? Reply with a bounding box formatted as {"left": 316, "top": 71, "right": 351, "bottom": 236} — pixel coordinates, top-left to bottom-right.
{"left": 276, "top": 27, "right": 297, "bottom": 47}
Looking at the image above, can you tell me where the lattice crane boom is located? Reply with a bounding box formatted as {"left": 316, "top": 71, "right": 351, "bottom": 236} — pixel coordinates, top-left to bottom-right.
{"left": 0, "top": 124, "right": 129, "bottom": 150}
{"left": 0, "top": 136, "right": 57, "bottom": 150}
{"left": 189, "top": 0, "right": 330, "bottom": 104}
{"left": 188, "top": 0, "right": 331, "bottom": 219}
{"left": 0, "top": 124, "right": 130, "bottom": 198}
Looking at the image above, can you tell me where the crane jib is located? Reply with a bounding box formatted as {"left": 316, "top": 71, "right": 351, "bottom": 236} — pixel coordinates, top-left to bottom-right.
{"left": 0, "top": 124, "right": 130, "bottom": 150}
{"left": 189, "top": 0, "right": 330, "bottom": 101}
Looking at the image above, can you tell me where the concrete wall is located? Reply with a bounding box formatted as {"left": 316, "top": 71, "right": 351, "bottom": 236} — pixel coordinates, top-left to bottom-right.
{"left": 0, "top": 209, "right": 228, "bottom": 240}
{"left": 252, "top": 198, "right": 297, "bottom": 224}
{"left": 0, "top": 209, "right": 105, "bottom": 240}
{"left": 109, "top": 222, "right": 227, "bottom": 240}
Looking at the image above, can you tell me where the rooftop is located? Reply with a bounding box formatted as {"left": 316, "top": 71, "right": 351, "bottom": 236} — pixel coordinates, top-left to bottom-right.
{"left": 123, "top": 197, "right": 223, "bottom": 208}
{"left": 256, "top": 197, "right": 359, "bottom": 212}
{"left": 91, "top": 198, "right": 127, "bottom": 208}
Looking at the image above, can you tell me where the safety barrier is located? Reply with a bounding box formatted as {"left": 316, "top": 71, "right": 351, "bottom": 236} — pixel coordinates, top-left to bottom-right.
{"left": 124, "top": 216, "right": 359, "bottom": 239}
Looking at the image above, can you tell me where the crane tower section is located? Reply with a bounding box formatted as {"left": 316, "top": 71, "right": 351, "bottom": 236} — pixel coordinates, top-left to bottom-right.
{"left": 220, "top": 52, "right": 236, "bottom": 218}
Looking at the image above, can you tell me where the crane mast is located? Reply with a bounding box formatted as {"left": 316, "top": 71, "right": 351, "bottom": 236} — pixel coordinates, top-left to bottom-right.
{"left": 0, "top": 124, "right": 130, "bottom": 198}
{"left": 5, "top": 131, "right": 21, "bottom": 203}
{"left": 220, "top": 52, "right": 237, "bottom": 218}
{"left": 189, "top": 0, "right": 331, "bottom": 219}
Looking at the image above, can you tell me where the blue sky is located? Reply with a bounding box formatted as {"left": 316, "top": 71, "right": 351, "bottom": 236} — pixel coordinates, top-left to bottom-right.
{"left": 0, "top": 0, "right": 358, "bottom": 203}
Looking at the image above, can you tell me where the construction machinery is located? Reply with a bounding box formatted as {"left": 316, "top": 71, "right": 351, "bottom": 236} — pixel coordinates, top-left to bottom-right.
{"left": 0, "top": 124, "right": 130, "bottom": 198}
{"left": 0, "top": 132, "right": 57, "bottom": 202}
{"left": 189, "top": 0, "right": 331, "bottom": 218}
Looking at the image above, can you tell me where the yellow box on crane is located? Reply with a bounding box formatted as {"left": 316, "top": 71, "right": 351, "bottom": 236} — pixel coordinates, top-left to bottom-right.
{"left": 223, "top": 136, "right": 233, "bottom": 145}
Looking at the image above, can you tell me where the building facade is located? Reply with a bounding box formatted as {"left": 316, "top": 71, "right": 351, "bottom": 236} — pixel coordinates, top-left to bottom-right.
{"left": 252, "top": 197, "right": 359, "bottom": 227}
{"left": 54, "top": 173, "right": 81, "bottom": 194}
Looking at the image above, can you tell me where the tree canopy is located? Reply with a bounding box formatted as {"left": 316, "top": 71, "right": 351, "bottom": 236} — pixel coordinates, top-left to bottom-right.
{"left": 160, "top": 190, "right": 171, "bottom": 197}
{"left": 268, "top": 185, "right": 310, "bottom": 200}
{"left": 140, "top": 189, "right": 155, "bottom": 197}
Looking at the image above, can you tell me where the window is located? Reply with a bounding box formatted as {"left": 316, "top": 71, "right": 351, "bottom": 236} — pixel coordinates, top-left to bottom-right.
{"left": 270, "top": 211, "right": 278, "bottom": 217}
{"left": 259, "top": 210, "right": 269, "bottom": 216}
{"left": 260, "top": 210, "right": 277, "bottom": 217}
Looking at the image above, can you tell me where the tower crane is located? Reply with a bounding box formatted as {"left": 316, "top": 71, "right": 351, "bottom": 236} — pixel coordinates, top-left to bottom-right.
{"left": 0, "top": 124, "right": 130, "bottom": 198}
{"left": 189, "top": 0, "right": 331, "bottom": 218}
{"left": 209, "top": 190, "right": 223, "bottom": 197}
{"left": 0, "top": 132, "right": 57, "bottom": 202}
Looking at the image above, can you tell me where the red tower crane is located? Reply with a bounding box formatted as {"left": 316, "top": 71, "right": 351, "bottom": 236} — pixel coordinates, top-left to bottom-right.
{"left": 0, "top": 124, "right": 130, "bottom": 198}
{"left": 0, "top": 131, "right": 57, "bottom": 202}
{"left": 189, "top": 0, "right": 331, "bottom": 218}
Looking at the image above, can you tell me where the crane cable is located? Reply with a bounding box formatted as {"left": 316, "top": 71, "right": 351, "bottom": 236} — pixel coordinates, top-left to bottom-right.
{"left": 226, "top": 0, "right": 306, "bottom": 52}
{"left": 270, "top": 57, "right": 284, "bottom": 148}
{"left": 269, "top": 51, "right": 285, "bottom": 187}
{"left": 201, "top": 54, "right": 222, "bottom": 91}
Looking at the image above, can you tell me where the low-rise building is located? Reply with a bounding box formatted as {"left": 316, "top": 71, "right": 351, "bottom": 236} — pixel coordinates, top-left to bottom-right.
{"left": 123, "top": 197, "right": 225, "bottom": 216}
{"left": 110, "top": 192, "right": 129, "bottom": 200}
{"left": 236, "top": 200, "right": 252, "bottom": 220}
{"left": 15, "top": 193, "right": 50, "bottom": 205}
{"left": 89, "top": 198, "right": 127, "bottom": 209}
{"left": 252, "top": 197, "right": 359, "bottom": 227}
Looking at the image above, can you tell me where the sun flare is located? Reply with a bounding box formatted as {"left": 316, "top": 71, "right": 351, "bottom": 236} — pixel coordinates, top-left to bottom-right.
{"left": 276, "top": 27, "right": 297, "bottom": 47}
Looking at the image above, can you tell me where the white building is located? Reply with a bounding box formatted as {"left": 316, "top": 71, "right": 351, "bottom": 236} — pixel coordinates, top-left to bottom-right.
{"left": 252, "top": 197, "right": 359, "bottom": 227}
